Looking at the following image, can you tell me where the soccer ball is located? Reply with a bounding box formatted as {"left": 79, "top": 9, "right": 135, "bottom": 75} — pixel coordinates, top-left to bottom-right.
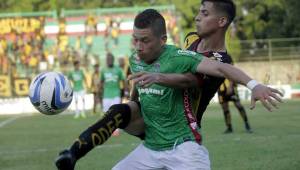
{"left": 28, "top": 72, "right": 73, "bottom": 115}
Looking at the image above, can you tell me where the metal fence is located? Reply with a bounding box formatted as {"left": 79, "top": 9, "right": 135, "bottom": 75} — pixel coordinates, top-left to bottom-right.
{"left": 231, "top": 38, "right": 300, "bottom": 62}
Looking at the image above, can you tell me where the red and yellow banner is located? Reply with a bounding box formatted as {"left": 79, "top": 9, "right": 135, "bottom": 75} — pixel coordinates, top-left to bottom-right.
{"left": 0, "top": 17, "right": 44, "bottom": 34}
{"left": 0, "top": 75, "right": 30, "bottom": 97}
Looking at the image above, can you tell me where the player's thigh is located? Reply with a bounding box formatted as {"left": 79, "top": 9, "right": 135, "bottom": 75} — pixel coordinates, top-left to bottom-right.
{"left": 220, "top": 101, "right": 229, "bottom": 111}
{"left": 112, "top": 97, "right": 121, "bottom": 105}
{"left": 163, "top": 142, "right": 210, "bottom": 170}
{"left": 112, "top": 144, "right": 165, "bottom": 170}
{"left": 102, "top": 98, "right": 113, "bottom": 112}
{"left": 79, "top": 90, "right": 85, "bottom": 99}
{"left": 73, "top": 91, "right": 80, "bottom": 101}
{"left": 233, "top": 98, "right": 243, "bottom": 109}
{"left": 93, "top": 92, "right": 100, "bottom": 103}
{"left": 124, "top": 101, "right": 145, "bottom": 135}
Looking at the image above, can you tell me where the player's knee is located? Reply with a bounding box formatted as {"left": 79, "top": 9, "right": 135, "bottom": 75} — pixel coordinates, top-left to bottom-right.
{"left": 124, "top": 117, "right": 145, "bottom": 136}
{"left": 108, "top": 103, "right": 132, "bottom": 129}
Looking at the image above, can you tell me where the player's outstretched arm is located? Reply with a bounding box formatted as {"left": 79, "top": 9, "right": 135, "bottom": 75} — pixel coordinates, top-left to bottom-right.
{"left": 196, "top": 57, "right": 283, "bottom": 111}
{"left": 128, "top": 72, "right": 199, "bottom": 88}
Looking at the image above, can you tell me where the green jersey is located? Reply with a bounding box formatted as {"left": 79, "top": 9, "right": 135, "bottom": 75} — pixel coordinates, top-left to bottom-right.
{"left": 129, "top": 45, "right": 204, "bottom": 151}
{"left": 68, "top": 69, "right": 85, "bottom": 92}
{"left": 101, "top": 66, "right": 125, "bottom": 98}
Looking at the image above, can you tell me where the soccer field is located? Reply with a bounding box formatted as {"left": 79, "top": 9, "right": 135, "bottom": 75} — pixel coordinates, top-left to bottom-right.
{"left": 0, "top": 100, "right": 300, "bottom": 170}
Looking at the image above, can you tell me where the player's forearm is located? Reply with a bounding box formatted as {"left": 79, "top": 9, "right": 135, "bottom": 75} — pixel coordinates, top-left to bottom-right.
{"left": 156, "top": 73, "right": 199, "bottom": 88}
{"left": 217, "top": 63, "right": 252, "bottom": 86}
{"left": 197, "top": 58, "right": 252, "bottom": 86}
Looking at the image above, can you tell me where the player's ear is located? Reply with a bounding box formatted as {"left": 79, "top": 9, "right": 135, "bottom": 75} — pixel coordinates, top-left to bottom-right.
{"left": 160, "top": 34, "right": 167, "bottom": 45}
{"left": 218, "top": 16, "right": 228, "bottom": 28}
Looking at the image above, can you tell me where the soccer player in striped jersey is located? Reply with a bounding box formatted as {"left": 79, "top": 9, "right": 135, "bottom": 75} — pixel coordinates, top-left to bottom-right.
{"left": 182, "top": 0, "right": 236, "bottom": 128}
{"left": 218, "top": 78, "right": 252, "bottom": 133}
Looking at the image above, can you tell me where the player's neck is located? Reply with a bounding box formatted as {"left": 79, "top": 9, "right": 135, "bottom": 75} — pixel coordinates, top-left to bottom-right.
{"left": 197, "top": 33, "right": 226, "bottom": 53}
{"left": 145, "top": 46, "right": 165, "bottom": 64}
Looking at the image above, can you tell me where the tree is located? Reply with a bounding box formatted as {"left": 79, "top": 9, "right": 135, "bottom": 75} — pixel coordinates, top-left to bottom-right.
{"left": 1, "top": 0, "right": 299, "bottom": 39}
{"left": 235, "top": 0, "right": 300, "bottom": 39}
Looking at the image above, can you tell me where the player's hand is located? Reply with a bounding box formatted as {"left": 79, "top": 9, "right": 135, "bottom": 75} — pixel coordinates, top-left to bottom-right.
{"left": 250, "top": 84, "right": 283, "bottom": 111}
{"left": 128, "top": 72, "right": 159, "bottom": 88}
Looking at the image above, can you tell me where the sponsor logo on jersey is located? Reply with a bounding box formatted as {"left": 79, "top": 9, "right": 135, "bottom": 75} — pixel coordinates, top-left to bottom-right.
{"left": 135, "top": 65, "right": 144, "bottom": 71}
{"left": 104, "top": 72, "right": 118, "bottom": 82}
{"left": 138, "top": 88, "right": 164, "bottom": 96}
{"left": 177, "top": 50, "right": 197, "bottom": 56}
{"left": 212, "top": 52, "right": 223, "bottom": 62}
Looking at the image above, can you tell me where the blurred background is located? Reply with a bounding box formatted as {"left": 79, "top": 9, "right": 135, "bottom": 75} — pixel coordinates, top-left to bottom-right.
{"left": 0, "top": 0, "right": 299, "bottom": 111}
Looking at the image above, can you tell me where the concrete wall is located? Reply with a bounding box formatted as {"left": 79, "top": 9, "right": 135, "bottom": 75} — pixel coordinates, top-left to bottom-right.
{"left": 235, "top": 60, "right": 300, "bottom": 85}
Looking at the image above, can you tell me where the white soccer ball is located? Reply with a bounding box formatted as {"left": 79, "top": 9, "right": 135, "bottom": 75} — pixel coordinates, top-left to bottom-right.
{"left": 28, "top": 71, "right": 73, "bottom": 115}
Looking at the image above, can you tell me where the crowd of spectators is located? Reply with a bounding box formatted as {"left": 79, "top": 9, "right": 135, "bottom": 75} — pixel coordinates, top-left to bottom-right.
{"left": 0, "top": 12, "right": 181, "bottom": 80}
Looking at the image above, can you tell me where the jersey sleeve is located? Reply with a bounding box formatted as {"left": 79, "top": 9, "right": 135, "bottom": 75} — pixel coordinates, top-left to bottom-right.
{"left": 171, "top": 49, "right": 203, "bottom": 74}
{"left": 183, "top": 32, "right": 199, "bottom": 50}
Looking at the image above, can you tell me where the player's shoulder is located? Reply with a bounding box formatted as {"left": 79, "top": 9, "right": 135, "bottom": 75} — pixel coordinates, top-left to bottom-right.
{"left": 115, "top": 66, "right": 123, "bottom": 72}
{"left": 100, "top": 67, "right": 108, "bottom": 72}
{"left": 166, "top": 45, "right": 197, "bottom": 57}
{"left": 184, "top": 32, "right": 200, "bottom": 50}
{"left": 168, "top": 45, "right": 202, "bottom": 62}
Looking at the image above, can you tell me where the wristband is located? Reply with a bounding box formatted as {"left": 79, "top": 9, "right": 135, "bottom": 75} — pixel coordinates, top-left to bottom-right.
{"left": 247, "top": 80, "right": 259, "bottom": 90}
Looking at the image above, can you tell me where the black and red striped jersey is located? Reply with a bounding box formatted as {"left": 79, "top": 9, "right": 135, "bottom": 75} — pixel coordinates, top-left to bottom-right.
{"left": 184, "top": 32, "right": 232, "bottom": 127}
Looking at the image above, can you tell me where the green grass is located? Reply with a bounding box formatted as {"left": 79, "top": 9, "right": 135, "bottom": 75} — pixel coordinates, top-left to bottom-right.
{"left": 0, "top": 100, "right": 300, "bottom": 170}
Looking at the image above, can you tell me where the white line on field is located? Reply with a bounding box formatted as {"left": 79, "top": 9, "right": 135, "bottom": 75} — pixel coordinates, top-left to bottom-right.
{"left": 0, "top": 116, "right": 21, "bottom": 128}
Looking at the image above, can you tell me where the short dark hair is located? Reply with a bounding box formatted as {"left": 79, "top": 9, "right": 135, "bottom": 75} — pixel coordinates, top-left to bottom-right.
{"left": 106, "top": 52, "right": 114, "bottom": 59}
{"left": 202, "top": 0, "right": 236, "bottom": 25}
{"left": 73, "top": 60, "right": 80, "bottom": 65}
{"left": 134, "top": 9, "right": 166, "bottom": 37}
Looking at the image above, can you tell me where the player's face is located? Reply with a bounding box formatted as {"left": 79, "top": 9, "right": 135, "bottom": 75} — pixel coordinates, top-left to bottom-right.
{"left": 74, "top": 63, "right": 80, "bottom": 70}
{"left": 132, "top": 27, "right": 166, "bottom": 64}
{"left": 195, "top": 1, "right": 221, "bottom": 37}
{"left": 106, "top": 55, "right": 114, "bottom": 67}
{"left": 94, "top": 65, "right": 99, "bottom": 72}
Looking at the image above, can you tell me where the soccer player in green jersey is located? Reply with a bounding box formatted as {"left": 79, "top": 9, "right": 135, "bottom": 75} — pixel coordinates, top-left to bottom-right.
{"left": 68, "top": 60, "right": 88, "bottom": 118}
{"left": 100, "top": 53, "right": 126, "bottom": 112}
{"left": 56, "top": 8, "right": 282, "bottom": 170}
